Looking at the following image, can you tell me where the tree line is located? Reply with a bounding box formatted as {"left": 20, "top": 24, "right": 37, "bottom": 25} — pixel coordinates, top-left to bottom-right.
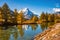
{"left": 40, "top": 12, "right": 60, "bottom": 23}
{"left": 0, "top": 3, "right": 60, "bottom": 25}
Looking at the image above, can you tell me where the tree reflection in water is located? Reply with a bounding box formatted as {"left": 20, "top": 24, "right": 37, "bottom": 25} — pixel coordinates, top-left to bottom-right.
{"left": 0, "top": 25, "right": 18, "bottom": 40}
{"left": 0, "top": 26, "right": 10, "bottom": 40}
{"left": 17, "top": 25, "right": 24, "bottom": 37}
{"left": 40, "top": 22, "right": 55, "bottom": 31}
{"left": 0, "top": 22, "right": 55, "bottom": 40}
{"left": 29, "top": 24, "right": 38, "bottom": 31}
{"left": 40, "top": 22, "right": 48, "bottom": 31}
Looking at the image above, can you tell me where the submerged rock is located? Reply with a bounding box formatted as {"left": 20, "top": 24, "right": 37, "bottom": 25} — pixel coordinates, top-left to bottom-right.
{"left": 34, "top": 23, "right": 60, "bottom": 40}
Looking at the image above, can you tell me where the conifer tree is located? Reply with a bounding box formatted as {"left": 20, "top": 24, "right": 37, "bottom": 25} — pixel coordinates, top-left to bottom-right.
{"left": 0, "top": 7, "right": 3, "bottom": 22}
{"left": 45, "top": 12, "right": 48, "bottom": 22}
{"left": 17, "top": 11, "right": 24, "bottom": 24}
{"left": 14, "top": 9, "right": 18, "bottom": 24}
{"left": 32, "top": 16, "right": 38, "bottom": 23}
{"left": 40, "top": 12, "right": 46, "bottom": 21}
{"left": 2, "top": 3, "right": 12, "bottom": 23}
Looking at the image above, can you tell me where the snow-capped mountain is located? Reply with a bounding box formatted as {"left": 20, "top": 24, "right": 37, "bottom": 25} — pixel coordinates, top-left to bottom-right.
{"left": 18, "top": 8, "right": 37, "bottom": 19}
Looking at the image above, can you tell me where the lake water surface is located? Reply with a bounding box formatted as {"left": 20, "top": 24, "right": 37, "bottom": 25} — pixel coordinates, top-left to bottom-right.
{"left": 0, "top": 22, "right": 55, "bottom": 40}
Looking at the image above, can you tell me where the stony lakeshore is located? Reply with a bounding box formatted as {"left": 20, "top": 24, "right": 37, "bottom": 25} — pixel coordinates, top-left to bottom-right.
{"left": 34, "top": 23, "right": 60, "bottom": 40}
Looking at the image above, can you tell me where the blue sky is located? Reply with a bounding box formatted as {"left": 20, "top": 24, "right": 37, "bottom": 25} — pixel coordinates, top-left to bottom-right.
{"left": 0, "top": 0, "right": 60, "bottom": 15}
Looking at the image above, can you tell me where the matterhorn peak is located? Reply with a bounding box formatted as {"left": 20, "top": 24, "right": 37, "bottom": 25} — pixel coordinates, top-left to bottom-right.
{"left": 18, "top": 8, "right": 29, "bottom": 13}
{"left": 18, "top": 8, "right": 37, "bottom": 19}
{"left": 23, "top": 8, "right": 29, "bottom": 11}
{"left": 22, "top": 8, "right": 29, "bottom": 13}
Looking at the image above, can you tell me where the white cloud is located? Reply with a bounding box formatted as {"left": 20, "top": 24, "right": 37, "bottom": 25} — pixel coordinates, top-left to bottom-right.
{"left": 53, "top": 8, "right": 60, "bottom": 12}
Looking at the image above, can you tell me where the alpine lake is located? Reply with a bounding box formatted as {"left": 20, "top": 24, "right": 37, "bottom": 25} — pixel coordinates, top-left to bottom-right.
{"left": 0, "top": 22, "right": 55, "bottom": 40}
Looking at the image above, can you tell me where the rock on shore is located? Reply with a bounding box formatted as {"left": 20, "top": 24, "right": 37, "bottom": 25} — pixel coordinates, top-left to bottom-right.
{"left": 34, "top": 23, "right": 60, "bottom": 40}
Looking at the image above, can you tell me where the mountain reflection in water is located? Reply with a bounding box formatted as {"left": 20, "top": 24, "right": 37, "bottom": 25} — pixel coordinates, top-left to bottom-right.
{"left": 0, "top": 22, "right": 55, "bottom": 40}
